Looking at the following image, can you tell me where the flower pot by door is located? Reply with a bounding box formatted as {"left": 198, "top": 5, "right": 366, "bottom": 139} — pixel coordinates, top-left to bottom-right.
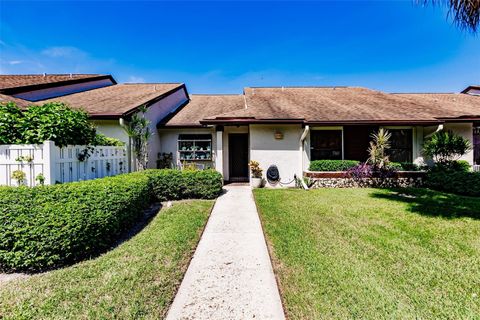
{"left": 250, "top": 177, "right": 263, "bottom": 188}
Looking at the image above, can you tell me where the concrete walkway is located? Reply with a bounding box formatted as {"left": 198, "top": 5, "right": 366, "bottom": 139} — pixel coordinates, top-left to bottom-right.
{"left": 166, "top": 185, "right": 285, "bottom": 320}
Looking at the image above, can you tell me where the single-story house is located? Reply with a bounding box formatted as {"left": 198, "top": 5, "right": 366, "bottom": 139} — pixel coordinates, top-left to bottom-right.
{"left": 1, "top": 74, "right": 479, "bottom": 186}
{"left": 0, "top": 74, "right": 189, "bottom": 171}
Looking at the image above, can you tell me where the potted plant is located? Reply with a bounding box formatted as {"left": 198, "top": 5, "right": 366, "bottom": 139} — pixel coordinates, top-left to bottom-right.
{"left": 248, "top": 160, "right": 263, "bottom": 188}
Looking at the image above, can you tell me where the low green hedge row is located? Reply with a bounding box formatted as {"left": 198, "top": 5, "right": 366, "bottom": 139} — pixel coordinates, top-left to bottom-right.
{"left": 0, "top": 169, "right": 223, "bottom": 272}
{"left": 309, "top": 160, "right": 360, "bottom": 171}
{"left": 309, "top": 160, "right": 422, "bottom": 172}
{"left": 426, "top": 167, "right": 480, "bottom": 197}
{"left": 142, "top": 169, "right": 223, "bottom": 201}
{"left": 388, "top": 162, "right": 421, "bottom": 171}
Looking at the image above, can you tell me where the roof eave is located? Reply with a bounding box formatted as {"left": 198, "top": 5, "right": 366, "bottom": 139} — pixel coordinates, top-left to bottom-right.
{"left": 200, "top": 118, "right": 305, "bottom": 125}
{"left": 0, "top": 74, "right": 117, "bottom": 95}
{"left": 122, "top": 84, "right": 187, "bottom": 119}
{"left": 306, "top": 119, "right": 444, "bottom": 126}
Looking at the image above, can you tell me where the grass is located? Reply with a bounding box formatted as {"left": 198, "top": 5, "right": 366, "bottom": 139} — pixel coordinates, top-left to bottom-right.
{"left": 254, "top": 188, "right": 480, "bottom": 319}
{"left": 0, "top": 200, "right": 213, "bottom": 320}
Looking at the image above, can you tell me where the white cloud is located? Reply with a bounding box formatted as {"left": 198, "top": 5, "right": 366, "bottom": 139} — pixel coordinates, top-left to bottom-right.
{"left": 41, "top": 46, "right": 87, "bottom": 58}
{"left": 127, "top": 75, "right": 146, "bottom": 83}
{"left": 0, "top": 42, "right": 115, "bottom": 75}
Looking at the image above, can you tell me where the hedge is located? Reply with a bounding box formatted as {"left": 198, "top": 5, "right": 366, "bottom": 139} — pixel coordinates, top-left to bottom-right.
{"left": 309, "top": 160, "right": 360, "bottom": 171}
{"left": 142, "top": 169, "right": 223, "bottom": 201}
{"left": 0, "top": 169, "right": 223, "bottom": 272}
{"left": 388, "top": 162, "right": 421, "bottom": 171}
{"left": 0, "top": 173, "right": 151, "bottom": 272}
{"left": 426, "top": 167, "right": 480, "bottom": 197}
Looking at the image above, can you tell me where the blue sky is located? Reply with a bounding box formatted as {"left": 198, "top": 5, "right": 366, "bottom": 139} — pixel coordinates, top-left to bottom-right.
{"left": 0, "top": 1, "right": 479, "bottom": 93}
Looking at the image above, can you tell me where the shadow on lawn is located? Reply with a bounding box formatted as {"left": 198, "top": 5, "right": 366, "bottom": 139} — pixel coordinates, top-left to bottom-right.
{"left": 370, "top": 188, "right": 480, "bottom": 220}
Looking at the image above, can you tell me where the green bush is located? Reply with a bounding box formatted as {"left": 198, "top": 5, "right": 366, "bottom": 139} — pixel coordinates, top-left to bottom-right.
{"left": 143, "top": 169, "right": 223, "bottom": 201}
{"left": 0, "top": 169, "right": 223, "bottom": 272}
{"left": 93, "top": 133, "right": 125, "bottom": 146}
{"left": 388, "top": 162, "right": 421, "bottom": 171}
{"left": 0, "top": 102, "right": 24, "bottom": 144}
{"left": 309, "top": 160, "right": 359, "bottom": 171}
{"left": 183, "top": 169, "right": 224, "bottom": 199}
{"left": 0, "top": 173, "right": 152, "bottom": 272}
{"left": 423, "top": 130, "right": 472, "bottom": 163}
{"left": 0, "top": 102, "right": 97, "bottom": 147}
{"left": 426, "top": 167, "right": 480, "bottom": 197}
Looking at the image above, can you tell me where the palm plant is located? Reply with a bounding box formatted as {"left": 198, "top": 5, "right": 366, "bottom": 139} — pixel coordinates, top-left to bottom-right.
{"left": 367, "top": 128, "right": 392, "bottom": 169}
{"left": 123, "top": 106, "right": 152, "bottom": 170}
{"left": 421, "top": 0, "right": 480, "bottom": 32}
{"left": 423, "top": 129, "right": 472, "bottom": 163}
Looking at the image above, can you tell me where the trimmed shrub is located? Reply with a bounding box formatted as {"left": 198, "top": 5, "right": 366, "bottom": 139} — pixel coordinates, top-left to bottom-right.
{"left": 183, "top": 169, "right": 224, "bottom": 199}
{"left": 426, "top": 169, "right": 480, "bottom": 197}
{"left": 0, "top": 173, "right": 152, "bottom": 272}
{"left": 309, "top": 160, "right": 359, "bottom": 171}
{"left": 142, "top": 169, "right": 185, "bottom": 201}
{"left": 143, "top": 169, "right": 223, "bottom": 201}
{"left": 388, "top": 162, "right": 421, "bottom": 171}
{"left": 0, "top": 169, "right": 223, "bottom": 272}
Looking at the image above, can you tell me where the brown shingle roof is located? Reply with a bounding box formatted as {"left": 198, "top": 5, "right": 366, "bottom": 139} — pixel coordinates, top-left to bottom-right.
{"left": 395, "top": 93, "right": 480, "bottom": 119}
{"left": 201, "top": 87, "right": 480, "bottom": 124}
{"left": 0, "top": 74, "right": 111, "bottom": 91}
{"left": 38, "top": 83, "right": 185, "bottom": 118}
{"left": 161, "top": 94, "right": 245, "bottom": 126}
{"left": 0, "top": 94, "right": 33, "bottom": 108}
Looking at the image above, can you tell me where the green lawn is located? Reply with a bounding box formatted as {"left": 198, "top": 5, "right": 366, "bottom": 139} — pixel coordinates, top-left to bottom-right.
{"left": 254, "top": 188, "right": 480, "bottom": 320}
{"left": 0, "top": 200, "right": 213, "bottom": 320}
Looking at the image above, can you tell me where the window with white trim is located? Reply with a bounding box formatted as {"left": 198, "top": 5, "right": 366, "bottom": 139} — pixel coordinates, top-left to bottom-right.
{"left": 178, "top": 134, "right": 212, "bottom": 161}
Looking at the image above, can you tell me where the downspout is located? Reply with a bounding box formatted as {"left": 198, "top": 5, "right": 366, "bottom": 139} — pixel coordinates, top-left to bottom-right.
{"left": 299, "top": 125, "right": 310, "bottom": 189}
{"left": 425, "top": 124, "right": 443, "bottom": 139}
{"left": 119, "top": 117, "right": 132, "bottom": 172}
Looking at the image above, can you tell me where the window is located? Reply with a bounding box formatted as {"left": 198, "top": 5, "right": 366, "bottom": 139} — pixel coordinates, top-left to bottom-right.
{"left": 310, "top": 130, "right": 342, "bottom": 160}
{"left": 388, "top": 129, "right": 413, "bottom": 163}
{"left": 178, "top": 134, "right": 212, "bottom": 161}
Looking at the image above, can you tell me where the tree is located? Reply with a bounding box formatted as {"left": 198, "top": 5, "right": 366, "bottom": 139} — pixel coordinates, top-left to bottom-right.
{"left": 123, "top": 106, "right": 152, "bottom": 170}
{"left": 423, "top": 129, "right": 472, "bottom": 163}
{"left": 0, "top": 102, "right": 96, "bottom": 147}
{"left": 422, "top": 0, "right": 480, "bottom": 32}
{"left": 0, "top": 102, "right": 23, "bottom": 144}
{"left": 367, "top": 128, "right": 392, "bottom": 169}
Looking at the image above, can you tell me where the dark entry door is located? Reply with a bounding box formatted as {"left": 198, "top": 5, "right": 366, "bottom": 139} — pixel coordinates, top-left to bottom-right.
{"left": 229, "top": 133, "right": 249, "bottom": 181}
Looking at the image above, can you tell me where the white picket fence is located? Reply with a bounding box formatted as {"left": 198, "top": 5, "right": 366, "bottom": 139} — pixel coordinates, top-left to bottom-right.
{"left": 0, "top": 141, "right": 128, "bottom": 187}
{"left": 473, "top": 165, "right": 480, "bottom": 172}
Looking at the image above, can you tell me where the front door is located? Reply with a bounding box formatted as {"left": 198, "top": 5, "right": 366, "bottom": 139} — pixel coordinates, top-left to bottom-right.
{"left": 229, "top": 133, "right": 249, "bottom": 181}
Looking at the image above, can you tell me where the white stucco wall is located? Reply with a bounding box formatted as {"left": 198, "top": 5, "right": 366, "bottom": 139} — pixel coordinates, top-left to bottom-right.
{"left": 409, "top": 123, "right": 474, "bottom": 165}
{"left": 158, "top": 128, "right": 216, "bottom": 169}
{"left": 466, "top": 88, "right": 480, "bottom": 96}
{"left": 93, "top": 120, "right": 129, "bottom": 143}
{"left": 444, "top": 122, "right": 474, "bottom": 164}
{"left": 93, "top": 87, "right": 188, "bottom": 170}
{"left": 249, "top": 124, "right": 303, "bottom": 187}
{"left": 144, "top": 88, "right": 189, "bottom": 168}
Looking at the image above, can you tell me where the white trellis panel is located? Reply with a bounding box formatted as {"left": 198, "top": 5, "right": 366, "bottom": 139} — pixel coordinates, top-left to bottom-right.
{"left": 0, "top": 141, "right": 128, "bottom": 186}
